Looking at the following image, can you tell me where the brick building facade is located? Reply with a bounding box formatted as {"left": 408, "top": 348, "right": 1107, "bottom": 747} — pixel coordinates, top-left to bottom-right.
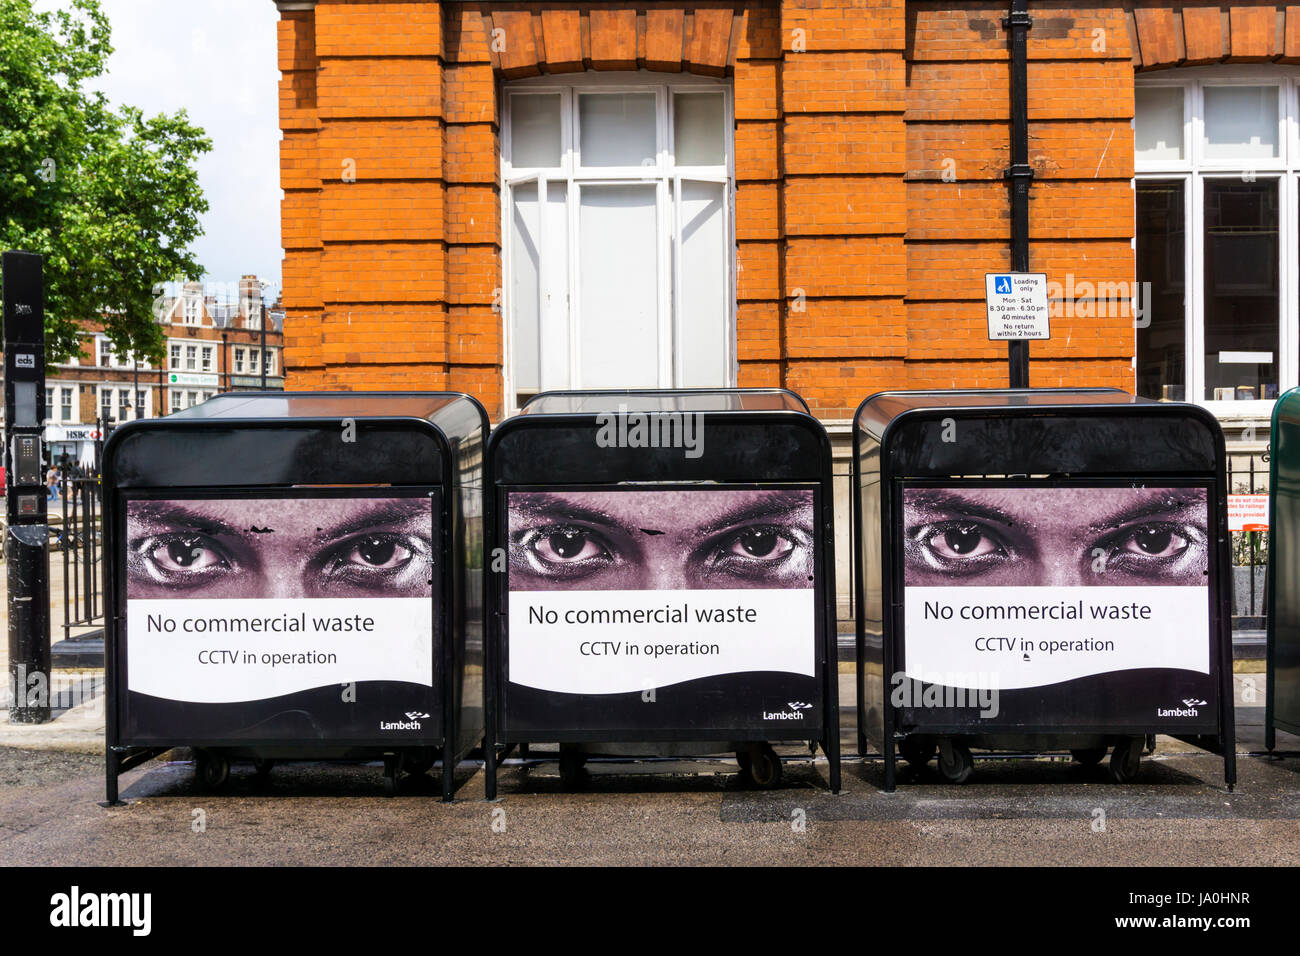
{"left": 37, "top": 276, "right": 285, "bottom": 469}
{"left": 272, "top": 0, "right": 1300, "bottom": 424}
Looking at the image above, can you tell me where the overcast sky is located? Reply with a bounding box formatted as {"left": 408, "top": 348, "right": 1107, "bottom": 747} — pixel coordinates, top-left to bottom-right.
{"left": 48, "top": 0, "right": 284, "bottom": 302}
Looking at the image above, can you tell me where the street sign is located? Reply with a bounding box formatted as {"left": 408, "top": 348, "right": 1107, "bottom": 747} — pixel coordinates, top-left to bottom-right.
{"left": 167, "top": 371, "right": 219, "bottom": 387}
{"left": 986, "top": 272, "right": 1050, "bottom": 340}
{"left": 1228, "top": 494, "right": 1269, "bottom": 532}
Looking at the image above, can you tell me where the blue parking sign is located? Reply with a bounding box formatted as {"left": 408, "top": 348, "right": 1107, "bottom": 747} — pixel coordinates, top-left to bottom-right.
{"left": 993, "top": 275, "right": 1012, "bottom": 294}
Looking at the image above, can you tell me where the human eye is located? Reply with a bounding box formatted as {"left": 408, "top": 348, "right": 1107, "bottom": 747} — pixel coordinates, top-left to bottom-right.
{"left": 129, "top": 532, "right": 233, "bottom": 588}
{"left": 318, "top": 532, "right": 432, "bottom": 587}
{"left": 701, "top": 521, "right": 812, "bottom": 584}
{"left": 512, "top": 524, "right": 614, "bottom": 579}
{"left": 907, "top": 520, "right": 1010, "bottom": 575}
{"left": 1093, "top": 521, "right": 1204, "bottom": 578}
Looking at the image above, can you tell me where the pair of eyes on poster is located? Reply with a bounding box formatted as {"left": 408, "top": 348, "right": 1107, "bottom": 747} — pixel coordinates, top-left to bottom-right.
{"left": 123, "top": 486, "right": 1209, "bottom": 598}
{"left": 903, "top": 486, "right": 1210, "bottom": 587}
{"left": 125, "top": 497, "right": 438, "bottom": 600}
{"left": 124, "top": 490, "right": 821, "bottom": 598}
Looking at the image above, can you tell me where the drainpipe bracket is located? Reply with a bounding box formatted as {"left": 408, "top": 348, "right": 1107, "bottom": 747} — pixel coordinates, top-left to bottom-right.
{"left": 1002, "top": 11, "right": 1033, "bottom": 31}
{"left": 1004, "top": 163, "right": 1036, "bottom": 182}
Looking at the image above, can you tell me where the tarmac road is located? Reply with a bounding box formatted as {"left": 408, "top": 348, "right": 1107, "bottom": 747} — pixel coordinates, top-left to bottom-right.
{"left": 2, "top": 740, "right": 1299, "bottom": 866}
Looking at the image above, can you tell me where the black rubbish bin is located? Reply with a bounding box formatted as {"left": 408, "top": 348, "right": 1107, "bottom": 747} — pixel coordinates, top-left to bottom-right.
{"left": 1267, "top": 387, "right": 1300, "bottom": 751}
{"left": 853, "top": 388, "right": 1236, "bottom": 790}
{"left": 103, "top": 391, "right": 487, "bottom": 802}
{"left": 484, "top": 388, "right": 840, "bottom": 796}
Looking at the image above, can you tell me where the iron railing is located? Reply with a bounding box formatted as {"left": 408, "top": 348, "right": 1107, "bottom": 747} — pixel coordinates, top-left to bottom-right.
{"left": 1227, "top": 447, "right": 1269, "bottom": 631}
{"left": 57, "top": 475, "right": 103, "bottom": 641}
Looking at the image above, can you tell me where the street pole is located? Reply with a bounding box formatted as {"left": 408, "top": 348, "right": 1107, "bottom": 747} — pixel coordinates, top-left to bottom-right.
{"left": 133, "top": 356, "right": 141, "bottom": 419}
{"left": 3, "top": 251, "right": 51, "bottom": 723}
{"left": 1005, "top": 0, "right": 1034, "bottom": 389}
{"left": 259, "top": 304, "right": 267, "bottom": 390}
{"left": 222, "top": 331, "right": 229, "bottom": 393}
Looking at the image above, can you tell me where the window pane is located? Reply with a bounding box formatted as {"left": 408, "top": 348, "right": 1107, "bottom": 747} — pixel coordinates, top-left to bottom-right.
{"left": 510, "top": 182, "right": 541, "bottom": 392}
{"left": 674, "top": 92, "right": 725, "bottom": 166}
{"left": 510, "top": 94, "right": 561, "bottom": 168}
{"left": 578, "top": 184, "right": 659, "bottom": 387}
{"left": 1203, "top": 86, "right": 1278, "bottom": 161}
{"left": 677, "top": 181, "right": 728, "bottom": 387}
{"left": 579, "top": 93, "right": 656, "bottom": 167}
{"left": 1203, "top": 179, "right": 1278, "bottom": 401}
{"left": 1135, "top": 87, "right": 1183, "bottom": 162}
{"left": 1135, "top": 180, "right": 1186, "bottom": 400}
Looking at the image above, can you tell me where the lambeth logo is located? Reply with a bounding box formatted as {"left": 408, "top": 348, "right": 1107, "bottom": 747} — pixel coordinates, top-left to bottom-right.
{"left": 1157, "top": 698, "right": 1205, "bottom": 718}
{"left": 380, "top": 715, "right": 423, "bottom": 730}
{"left": 993, "top": 275, "right": 1013, "bottom": 294}
{"left": 762, "top": 701, "right": 809, "bottom": 721}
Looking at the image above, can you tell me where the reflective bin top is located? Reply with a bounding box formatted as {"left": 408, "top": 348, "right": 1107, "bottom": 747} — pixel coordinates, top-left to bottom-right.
{"left": 168, "top": 391, "right": 470, "bottom": 427}
{"left": 521, "top": 387, "right": 808, "bottom": 415}
{"left": 105, "top": 391, "right": 487, "bottom": 489}
{"left": 492, "top": 387, "right": 825, "bottom": 485}
{"left": 854, "top": 387, "right": 1222, "bottom": 478}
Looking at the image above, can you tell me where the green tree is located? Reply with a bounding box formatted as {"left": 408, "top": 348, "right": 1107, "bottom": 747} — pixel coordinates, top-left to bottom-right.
{"left": 0, "top": 0, "right": 211, "bottom": 363}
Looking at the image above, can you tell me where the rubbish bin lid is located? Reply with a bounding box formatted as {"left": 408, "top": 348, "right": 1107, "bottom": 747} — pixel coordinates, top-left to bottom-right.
{"left": 856, "top": 387, "right": 1143, "bottom": 439}
{"left": 168, "top": 391, "right": 465, "bottom": 422}
{"left": 520, "top": 388, "right": 809, "bottom": 415}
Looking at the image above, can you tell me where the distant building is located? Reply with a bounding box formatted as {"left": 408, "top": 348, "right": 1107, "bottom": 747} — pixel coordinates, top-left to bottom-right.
{"left": 41, "top": 274, "right": 284, "bottom": 469}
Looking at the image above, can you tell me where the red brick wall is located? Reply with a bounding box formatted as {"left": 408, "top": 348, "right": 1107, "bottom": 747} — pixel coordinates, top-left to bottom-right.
{"left": 274, "top": 1, "right": 1179, "bottom": 418}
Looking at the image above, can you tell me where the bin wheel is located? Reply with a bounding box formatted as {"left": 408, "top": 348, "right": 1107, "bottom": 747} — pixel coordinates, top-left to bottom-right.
{"left": 747, "top": 745, "right": 783, "bottom": 789}
{"left": 195, "top": 750, "right": 229, "bottom": 791}
{"left": 1109, "top": 737, "right": 1142, "bottom": 784}
{"left": 1070, "top": 747, "right": 1107, "bottom": 767}
{"left": 402, "top": 748, "right": 436, "bottom": 777}
{"left": 937, "top": 740, "right": 974, "bottom": 784}
{"left": 899, "top": 736, "right": 937, "bottom": 768}
{"left": 252, "top": 758, "right": 275, "bottom": 780}
{"left": 382, "top": 755, "right": 400, "bottom": 796}
{"left": 558, "top": 745, "right": 587, "bottom": 790}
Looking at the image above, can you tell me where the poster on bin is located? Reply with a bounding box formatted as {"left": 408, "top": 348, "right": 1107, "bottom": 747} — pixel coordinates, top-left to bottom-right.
{"left": 899, "top": 484, "right": 1217, "bottom": 729}
{"left": 505, "top": 487, "right": 821, "bottom": 732}
{"left": 123, "top": 492, "right": 440, "bottom": 741}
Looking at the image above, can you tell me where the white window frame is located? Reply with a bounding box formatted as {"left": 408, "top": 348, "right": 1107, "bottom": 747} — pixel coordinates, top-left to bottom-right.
{"left": 500, "top": 72, "right": 736, "bottom": 414}
{"left": 1136, "top": 66, "right": 1300, "bottom": 417}
{"left": 60, "top": 386, "right": 74, "bottom": 423}
{"left": 234, "top": 347, "right": 245, "bottom": 374}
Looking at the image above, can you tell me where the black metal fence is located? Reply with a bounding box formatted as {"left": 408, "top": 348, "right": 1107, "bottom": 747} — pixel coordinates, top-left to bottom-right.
{"left": 56, "top": 475, "right": 103, "bottom": 641}
{"left": 1228, "top": 447, "right": 1269, "bottom": 632}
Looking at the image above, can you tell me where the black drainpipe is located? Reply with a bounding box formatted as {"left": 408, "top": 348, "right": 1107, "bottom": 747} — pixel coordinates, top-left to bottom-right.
{"left": 1004, "top": 0, "right": 1033, "bottom": 388}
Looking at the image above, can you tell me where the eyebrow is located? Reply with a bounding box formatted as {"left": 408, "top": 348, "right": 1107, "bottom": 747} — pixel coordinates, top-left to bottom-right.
{"left": 315, "top": 501, "right": 431, "bottom": 541}
{"left": 509, "top": 491, "right": 813, "bottom": 537}
{"left": 127, "top": 499, "right": 430, "bottom": 542}
{"left": 127, "top": 503, "right": 241, "bottom": 537}
{"left": 1086, "top": 490, "right": 1206, "bottom": 533}
{"left": 509, "top": 498, "right": 622, "bottom": 530}
{"left": 904, "top": 492, "right": 1018, "bottom": 526}
{"left": 692, "top": 492, "right": 813, "bottom": 537}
